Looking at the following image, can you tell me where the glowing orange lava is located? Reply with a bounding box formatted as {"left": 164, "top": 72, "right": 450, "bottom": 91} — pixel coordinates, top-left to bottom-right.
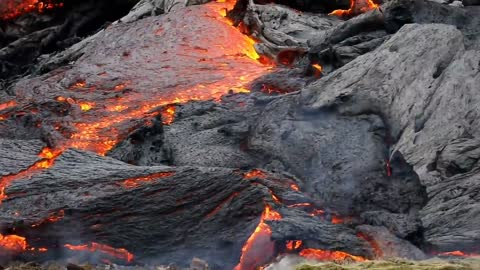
{"left": 290, "top": 183, "right": 300, "bottom": 191}
{"left": 206, "top": 192, "right": 240, "bottom": 218}
{"left": 31, "top": 210, "right": 65, "bottom": 227}
{"left": 49, "top": 0, "right": 270, "bottom": 156}
{"left": 286, "top": 240, "right": 303, "bottom": 251}
{"left": 0, "top": 0, "right": 64, "bottom": 20}
{"left": 0, "top": 101, "right": 17, "bottom": 111}
{"left": 436, "top": 250, "right": 480, "bottom": 258}
{"left": 0, "top": 234, "right": 27, "bottom": 252}
{"left": 243, "top": 169, "right": 267, "bottom": 179}
{"left": 64, "top": 242, "right": 134, "bottom": 263}
{"left": 357, "top": 232, "right": 383, "bottom": 258}
{"left": 234, "top": 204, "right": 281, "bottom": 270}
{"left": 121, "top": 172, "right": 175, "bottom": 188}
{"left": 329, "top": 0, "right": 379, "bottom": 17}
{"left": 161, "top": 105, "right": 176, "bottom": 125}
{"left": 299, "top": 248, "right": 366, "bottom": 262}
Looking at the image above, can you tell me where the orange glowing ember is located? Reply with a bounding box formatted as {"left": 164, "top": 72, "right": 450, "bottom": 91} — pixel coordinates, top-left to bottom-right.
{"left": 329, "top": 0, "right": 379, "bottom": 17}
{"left": 0, "top": 101, "right": 17, "bottom": 111}
{"left": 244, "top": 169, "right": 267, "bottom": 179}
{"left": 79, "top": 102, "right": 95, "bottom": 112}
{"left": 121, "top": 172, "right": 175, "bottom": 188}
{"left": 309, "top": 209, "right": 325, "bottom": 217}
{"left": 0, "top": 0, "right": 64, "bottom": 21}
{"left": 290, "top": 184, "right": 300, "bottom": 191}
{"left": 64, "top": 242, "right": 134, "bottom": 263}
{"left": 299, "top": 248, "right": 366, "bottom": 262}
{"left": 286, "top": 240, "right": 303, "bottom": 251}
{"left": 312, "top": 63, "right": 323, "bottom": 78}
{"left": 234, "top": 205, "right": 281, "bottom": 270}
{"left": 0, "top": 234, "right": 27, "bottom": 252}
{"left": 161, "top": 105, "right": 176, "bottom": 125}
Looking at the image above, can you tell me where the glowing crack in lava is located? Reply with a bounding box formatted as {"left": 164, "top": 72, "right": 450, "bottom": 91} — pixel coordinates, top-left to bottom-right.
{"left": 64, "top": 242, "right": 134, "bottom": 263}
{"left": 329, "top": 0, "right": 379, "bottom": 17}
{"left": 121, "top": 172, "right": 175, "bottom": 188}
{"left": 0, "top": 0, "right": 64, "bottom": 20}
{"left": 0, "top": 147, "right": 60, "bottom": 204}
{"left": 299, "top": 248, "right": 366, "bottom": 262}
{"left": 234, "top": 204, "right": 281, "bottom": 270}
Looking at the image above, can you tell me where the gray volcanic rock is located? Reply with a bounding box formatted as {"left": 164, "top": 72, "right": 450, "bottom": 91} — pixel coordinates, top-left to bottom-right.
{"left": 301, "top": 23, "right": 480, "bottom": 251}
{"left": 0, "top": 149, "right": 278, "bottom": 268}
{"left": 0, "top": 139, "right": 44, "bottom": 176}
{"left": 248, "top": 95, "right": 427, "bottom": 216}
{"left": 357, "top": 225, "right": 427, "bottom": 260}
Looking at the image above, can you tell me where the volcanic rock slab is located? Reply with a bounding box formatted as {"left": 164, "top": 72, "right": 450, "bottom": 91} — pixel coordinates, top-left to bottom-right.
{"left": 301, "top": 23, "right": 480, "bottom": 251}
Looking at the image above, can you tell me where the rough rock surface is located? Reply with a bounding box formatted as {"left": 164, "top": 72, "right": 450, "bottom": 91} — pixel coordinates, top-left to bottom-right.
{"left": 301, "top": 23, "right": 480, "bottom": 251}
{"left": 1, "top": 0, "right": 480, "bottom": 268}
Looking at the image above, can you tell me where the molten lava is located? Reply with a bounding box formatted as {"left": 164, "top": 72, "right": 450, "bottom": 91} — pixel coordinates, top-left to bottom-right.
{"left": 0, "top": 0, "right": 64, "bottom": 20}
{"left": 64, "top": 242, "right": 134, "bottom": 263}
{"left": 0, "top": 101, "right": 17, "bottom": 111}
{"left": 0, "top": 234, "right": 27, "bottom": 252}
{"left": 35, "top": 0, "right": 271, "bottom": 156}
{"left": 329, "top": 0, "right": 379, "bottom": 17}
{"left": 31, "top": 210, "right": 65, "bottom": 227}
{"left": 436, "top": 250, "right": 480, "bottom": 258}
{"left": 161, "top": 105, "right": 176, "bottom": 125}
{"left": 121, "top": 172, "right": 175, "bottom": 188}
{"left": 286, "top": 240, "right": 303, "bottom": 251}
{"left": 234, "top": 204, "right": 281, "bottom": 270}
{"left": 244, "top": 169, "right": 267, "bottom": 179}
{"left": 299, "top": 248, "right": 366, "bottom": 262}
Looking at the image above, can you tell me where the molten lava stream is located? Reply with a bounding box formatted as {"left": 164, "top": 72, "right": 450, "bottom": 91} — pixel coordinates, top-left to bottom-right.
{"left": 299, "top": 248, "right": 366, "bottom": 262}
{"left": 64, "top": 242, "right": 134, "bottom": 263}
{"left": 234, "top": 204, "right": 281, "bottom": 270}
{"left": 329, "top": 0, "right": 379, "bottom": 17}
{"left": 54, "top": 0, "right": 270, "bottom": 156}
{"left": 0, "top": 0, "right": 64, "bottom": 20}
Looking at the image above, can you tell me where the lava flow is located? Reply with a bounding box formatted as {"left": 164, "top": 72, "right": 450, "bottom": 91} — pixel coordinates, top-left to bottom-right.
{"left": 64, "top": 242, "right": 134, "bottom": 263}
{"left": 299, "top": 248, "right": 366, "bottom": 262}
{"left": 0, "top": 233, "right": 27, "bottom": 252}
{"left": 329, "top": 0, "right": 379, "bottom": 17}
{"left": 234, "top": 204, "right": 281, "bottom": 270}
{"left": 0, "top": 0, "right": 64, "bottom": 20}
{"left": 121, "top": 172, "right": 175, "bottom": 188}
{"left": 47, "top": 0, "right": 271, "bottom": 156}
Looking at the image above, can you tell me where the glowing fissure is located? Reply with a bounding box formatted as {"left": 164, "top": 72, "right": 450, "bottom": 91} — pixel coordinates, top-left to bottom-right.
{"left": 299, "top": 248, "right": 367, "bottom": 262}
{"left": 121, "top": 172, "right": 175, "bottom": 188}
{"left": 329, "top": 0, "right": 379, "bottom": 17}
{"left": 64, "top": 242, "right": 134, "bottom": 263}
{"left": 234, "top": 204, "right": 281, "bottom": 270}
